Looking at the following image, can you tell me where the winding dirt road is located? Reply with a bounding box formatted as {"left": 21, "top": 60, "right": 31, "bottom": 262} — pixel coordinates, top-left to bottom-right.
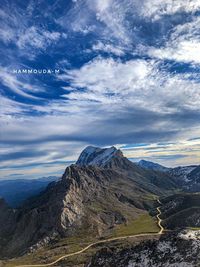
{"left": 16, "top": 199, "right": 164, "bottom": 267}
{"left": 156, "top": 199, "right": 164, "bottom": 234}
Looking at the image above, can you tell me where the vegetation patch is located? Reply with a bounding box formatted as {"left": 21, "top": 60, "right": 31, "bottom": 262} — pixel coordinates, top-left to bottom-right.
{"left": 112, "top": 213, "right": 159, "bottom": 237}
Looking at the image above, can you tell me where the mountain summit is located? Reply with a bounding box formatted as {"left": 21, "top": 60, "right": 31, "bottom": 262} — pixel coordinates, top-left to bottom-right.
{"left": 76, "top": 146, "right": 123, "bottom": 167}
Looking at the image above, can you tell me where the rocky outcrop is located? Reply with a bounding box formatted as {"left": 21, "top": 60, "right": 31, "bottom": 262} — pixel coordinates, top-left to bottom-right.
{"left": 86, "top": 230, "right": 200, "bottom": 267}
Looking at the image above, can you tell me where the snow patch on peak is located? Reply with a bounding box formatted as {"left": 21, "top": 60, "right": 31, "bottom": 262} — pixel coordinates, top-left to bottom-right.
{"left": 76, "top": 146, "right": 119, "bottom": 167}
{"left": 82, "top": 146, "right": 99, "bottom": 154}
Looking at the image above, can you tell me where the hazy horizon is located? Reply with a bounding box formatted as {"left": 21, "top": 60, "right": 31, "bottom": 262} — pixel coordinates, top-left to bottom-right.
{"left": 1, "top": 144, "right": 199, "bottom": 180}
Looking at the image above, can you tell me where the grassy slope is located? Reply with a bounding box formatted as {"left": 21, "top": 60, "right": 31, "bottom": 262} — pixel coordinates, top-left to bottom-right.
{"left": 112, "top": 213, "right": 159, "bottom": 237}
{"left": 4, "top": 213, "right": 158, "bottom": 267}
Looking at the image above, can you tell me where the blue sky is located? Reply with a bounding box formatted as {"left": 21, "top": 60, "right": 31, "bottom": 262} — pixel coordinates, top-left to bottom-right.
{"left": 0, "top": 0, "right": 200, "bottom": 179}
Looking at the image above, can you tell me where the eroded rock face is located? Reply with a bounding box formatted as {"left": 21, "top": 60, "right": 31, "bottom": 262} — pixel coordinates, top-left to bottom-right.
{"left": 0, "top": 166, "right": 87, "bottom": 257}
{"left": 86, "top": 231, "right": 200, "bottom": 267}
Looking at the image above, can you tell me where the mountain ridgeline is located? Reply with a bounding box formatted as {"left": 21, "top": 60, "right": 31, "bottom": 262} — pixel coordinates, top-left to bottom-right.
{"left": 0, "top": 146, "right": 178, "bottom": 258}
{"left": 137, "top": 159, "right": 200, "bottom": 192}
{"left": 137, "top": 160, "right": 170, "bottom": 172}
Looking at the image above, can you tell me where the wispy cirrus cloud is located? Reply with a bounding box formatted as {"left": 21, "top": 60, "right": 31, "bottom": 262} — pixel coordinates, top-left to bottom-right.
{"left": 16, "top": 26, "right": 63, "bottom": 50}
{"left": 138, "top": 0, "right": 200, "bottom": 20}
{"left": 0, "top": 3, "right": 66, "bottom": 59}
{"left": 91, "top": 41, "right": 125, "bottom": 56}
{"left": 0, "top": 67, "right": 43, "bottom": 99}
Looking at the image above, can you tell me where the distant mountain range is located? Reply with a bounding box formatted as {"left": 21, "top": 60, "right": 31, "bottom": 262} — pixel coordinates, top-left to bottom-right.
{"left": 137, "top": 159, "right": 200, "bottom": 192}
{"left": 0, "top": 176, "right": 58, "bottom": 207}
{"left": 137, "top": 159, "right": 170, "bottom": 172}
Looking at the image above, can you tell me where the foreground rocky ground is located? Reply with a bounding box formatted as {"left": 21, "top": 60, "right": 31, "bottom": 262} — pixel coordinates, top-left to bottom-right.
{"left": 86, "top": 230, "right": 200, "bottom": 267}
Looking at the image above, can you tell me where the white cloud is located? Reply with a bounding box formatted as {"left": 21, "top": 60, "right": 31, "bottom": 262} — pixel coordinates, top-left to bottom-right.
{"left": 57, "top": 1, "right": 97, "bottom": 35}
{"left": 0, "top": 27, "right": 15, "bottom": 44}
{"left": 148, "top": 40, "right": 200, "bottom": 64}
{"left": 0, "top": 95, "right": 27, "bottom": 117}
{"left": 0, "top": 9, "right": 21, "bottom": 44}
{"left": 0, "top": 67, "right": 42, "bottom": 99}
{"left": 145, "top": 17, "right": 200, "bottom": 64}
{"left": 58, "top": 0, "right": 133, "bottom": 45}
{"left": 59, "top": 57, "right": 200, "bottom": 111}
{"left": 89, "top": 0, "right": 132, "bottom": 44}
{"left": 139, "top": 0, "right": 200, "bottom": 20}
{"left": 17, "top": 26, "right": 61, "bottom": 50}
{"left": 0, "top": 7, "right": 65, "bottom": 58}
{"left": 61, "top": 57, "right": 152, "bottom": 93}
{"left": 92, "top": 41, "right": 125, "bottom": 56}
{"left": 62, "top": 0, "right": 200, "bottom": 47}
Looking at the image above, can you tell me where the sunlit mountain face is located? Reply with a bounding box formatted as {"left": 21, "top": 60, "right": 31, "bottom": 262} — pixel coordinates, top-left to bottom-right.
{"left": 0, "top": 0, "right": 200, "bottom": 179}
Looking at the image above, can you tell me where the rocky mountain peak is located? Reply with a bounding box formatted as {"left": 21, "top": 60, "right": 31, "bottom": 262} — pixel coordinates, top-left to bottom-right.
{"left": 76, "top": 146, "right": 123, "bottom": 167}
